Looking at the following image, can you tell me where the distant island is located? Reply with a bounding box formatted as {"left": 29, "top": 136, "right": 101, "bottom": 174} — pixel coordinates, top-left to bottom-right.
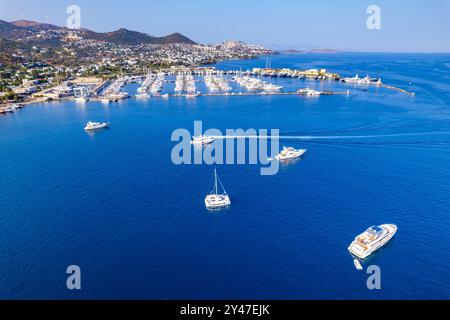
{"left": 282, "top": 49, "right": 340, "bottom": 54}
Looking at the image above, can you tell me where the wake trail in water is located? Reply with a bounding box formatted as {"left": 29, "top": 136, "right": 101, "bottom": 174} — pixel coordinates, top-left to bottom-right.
{"left": 212, "top": 131, "right": 450, "bottom": 140}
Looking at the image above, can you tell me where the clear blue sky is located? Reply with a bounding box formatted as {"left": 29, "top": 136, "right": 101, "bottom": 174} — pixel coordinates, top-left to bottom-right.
{"left": 1, "top": 0, "right": 449, "bottom": 52}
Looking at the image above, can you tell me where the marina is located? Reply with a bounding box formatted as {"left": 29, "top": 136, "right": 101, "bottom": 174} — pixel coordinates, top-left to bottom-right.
{"left": 0, "top": 65, "right": 416, "bottom": 117}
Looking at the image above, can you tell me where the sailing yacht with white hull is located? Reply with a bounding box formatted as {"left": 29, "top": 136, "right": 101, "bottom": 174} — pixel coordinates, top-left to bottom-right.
{"left": 205, "top": 169, "right": 231, "bottom": 209}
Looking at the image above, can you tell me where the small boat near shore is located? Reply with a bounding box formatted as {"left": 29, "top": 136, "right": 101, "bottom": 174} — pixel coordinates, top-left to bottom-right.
{"left": 84, "top": 121, "right": 110, "bottom": 131}
{"left": 348, "top": 224, "right": 397, "bottom": 259}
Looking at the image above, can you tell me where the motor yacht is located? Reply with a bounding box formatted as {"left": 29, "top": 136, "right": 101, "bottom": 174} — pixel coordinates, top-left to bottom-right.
{"left": 298, "top": 87, "right": 322, "bottom": 96}
{"left": 84, "top": 121, "right": 110, "bottom": 131}
{"left": 348, "top": 224, "right": 397, "bottom": 259}
{"left": 275, "top": 147, "right": 307, "bottom": 160}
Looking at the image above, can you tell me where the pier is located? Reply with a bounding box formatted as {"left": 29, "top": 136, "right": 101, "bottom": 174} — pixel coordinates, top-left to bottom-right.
{"left": 381, "top": 84, "right": 415, "bottom": 96}
{"left": 165, "top": 91, "right": 351, "bottom": 98}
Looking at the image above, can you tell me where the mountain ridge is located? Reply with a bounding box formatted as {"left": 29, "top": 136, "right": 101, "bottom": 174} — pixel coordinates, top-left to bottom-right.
{"left": 0, "top": 19, "right": 197, "bottom": 45}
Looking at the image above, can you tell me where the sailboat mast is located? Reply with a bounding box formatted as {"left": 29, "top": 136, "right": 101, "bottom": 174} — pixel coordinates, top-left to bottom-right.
{"left": 214, "top": 168, "right": 218, "bottom": 195}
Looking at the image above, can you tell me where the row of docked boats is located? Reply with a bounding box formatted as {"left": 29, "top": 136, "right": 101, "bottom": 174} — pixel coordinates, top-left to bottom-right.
{"left": 175, "top": 74, "right": 197, "bottom": 94}
{"left": 101, "top": 78, "right": 130, "bottom": 103}
{"left": 204, "top": 75, "right": 232, "bottom": 92}
{"left": 233, "top": 76, "right": 283, "bottom": 92}
{"left": 136, "top": 73, "right": 166, "bottom": 99}
{"left": 341, "top": 74, "right": 383, "bottom": 86}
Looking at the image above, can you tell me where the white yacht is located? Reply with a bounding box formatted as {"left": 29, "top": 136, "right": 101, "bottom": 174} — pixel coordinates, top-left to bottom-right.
{"left": 84, "top": 121, "right": 110, "bottom": 131}
{"left": 348, "top": 224, "right": 397, "bottom": 259}
{"left": 298, "top": 87, "right": 322, "bottom": 96}
{"left": 275, "top": 147, "right": 307, "bottom": 161}
{"left": 191, "top": 135, "right": 215, "bottom": 145}
{"left": 205, "top": 168, "right": 231, "bottom": 209}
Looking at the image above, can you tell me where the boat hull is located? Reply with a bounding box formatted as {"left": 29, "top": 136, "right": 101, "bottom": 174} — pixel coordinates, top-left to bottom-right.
{"left": 205, "top": 195, "right": 231, "bottom": 209}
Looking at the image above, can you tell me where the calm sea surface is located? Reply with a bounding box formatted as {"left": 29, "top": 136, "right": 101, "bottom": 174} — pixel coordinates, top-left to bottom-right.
{"left": 1, "top": 53, "right": 449, "bottom": 299}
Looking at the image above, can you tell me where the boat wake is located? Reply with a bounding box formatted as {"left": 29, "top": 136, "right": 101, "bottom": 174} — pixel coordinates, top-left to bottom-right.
{"left": 211, "top": 131, "right": 450, "bottom": 141}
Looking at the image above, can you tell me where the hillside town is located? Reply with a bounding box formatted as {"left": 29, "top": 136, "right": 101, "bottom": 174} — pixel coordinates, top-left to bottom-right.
{"left": 0, "top": 19, "right": 275, "bottom": 103}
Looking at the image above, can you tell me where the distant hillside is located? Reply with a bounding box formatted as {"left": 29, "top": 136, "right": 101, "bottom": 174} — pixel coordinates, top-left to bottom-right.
{"left": 0, "top": 20, "right": 197, "bottom": 45}
{"left": 11, "top": 20, "right": 65, "bottom": 31}
{"left": 0, "top": 20, "right": 33, "bottom": 40}
{"left": 0, "top": 36, "right": 33, "bottom": 64}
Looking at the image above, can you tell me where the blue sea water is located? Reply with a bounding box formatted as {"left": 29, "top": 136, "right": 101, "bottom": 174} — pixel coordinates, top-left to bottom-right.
{"left": 0, "top": 53, "right": 450, "bottom": 299}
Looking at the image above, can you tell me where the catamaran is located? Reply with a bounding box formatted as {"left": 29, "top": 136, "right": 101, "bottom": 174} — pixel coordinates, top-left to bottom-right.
{"left": 348, "top": 224, "right": 397, "bottom": 259}
{"left": 84, "top": 121, "right": 110, "bottom": 131}
{"left": 205, "top": 168, "right": 231, "bottom": 209}
{"left": 275, "top": 147, "right": 307, "bottom": 160}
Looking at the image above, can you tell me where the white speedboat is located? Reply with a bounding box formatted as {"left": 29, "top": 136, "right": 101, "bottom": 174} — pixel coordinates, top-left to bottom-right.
{"left": 191, "top": 135, "right": 215, "bottom": 145}
{"left": 205, "top": 168, "right": 231, "bottom": 209}
{"left": 348, "top": 224, "right": 397, "bottom": 259}
{"left": 84, "top": 121, "right": 110, "bottom": 131}
{"left": 354, "top": 259, "right": 363, "bottom": 270}
{"left": 275, "top": 147, "right": 307, "bottom": 160}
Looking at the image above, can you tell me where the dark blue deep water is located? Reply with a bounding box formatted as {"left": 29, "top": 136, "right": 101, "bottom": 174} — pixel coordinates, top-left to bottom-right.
{"left": 1, "top": 53, "right": 449, "bottom": 299}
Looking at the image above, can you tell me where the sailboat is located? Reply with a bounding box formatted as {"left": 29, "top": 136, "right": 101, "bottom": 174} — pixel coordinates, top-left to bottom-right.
{"left": 205, "top": 168, "right": 231, "bottom": 209}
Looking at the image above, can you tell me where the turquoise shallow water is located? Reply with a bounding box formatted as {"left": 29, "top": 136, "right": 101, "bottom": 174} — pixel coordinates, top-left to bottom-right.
{"left": 0, "top": 53, "right": 449, "bottom": 299}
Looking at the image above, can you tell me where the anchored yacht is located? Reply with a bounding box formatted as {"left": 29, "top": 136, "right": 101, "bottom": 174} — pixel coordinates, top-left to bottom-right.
{"left": 348, "top": 224, "right": 397, "bottom": 259}
{"left": 84, "top": 121, "right": 110, "bottom": 131}
{"left": 205, "top": 168, "right": 231, "bottom": 209}
{"left": 275, "top": 147, "right": 307, "bottom": 161}
{"left": 191, "top": 135, "right": 215, "bottom": 145}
